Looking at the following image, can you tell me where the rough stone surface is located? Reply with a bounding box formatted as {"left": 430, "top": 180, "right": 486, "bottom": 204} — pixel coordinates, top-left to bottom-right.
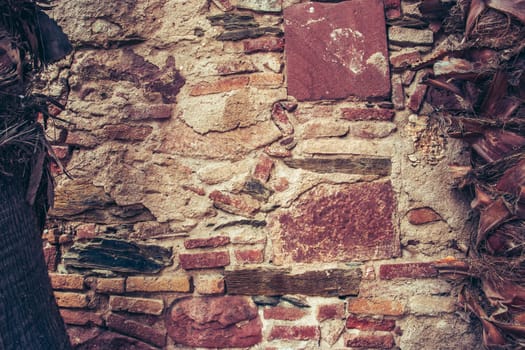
{"left": 379, "top": 262, "right": 438, "bottom": 280}
{"left": 347, "top": 298, "right": 406, "bottom": 316}
{"left": 407, "top": 207, "right": 442, "bottom": 225}
{"left": 166, "top": 296, "right": 262, "bottom": 348}
{"left": 346, "top": 316, "right": 396, "bottom": 331}
{"left": 344, "top": 332, "right": 395, "bottom": 349}
{"left": 179, "top": 251, "right": 230, "bottom": 270}
{"left": 109, "top": 296, "right": 164, "bottom": 316}
{"left": 284, "top": 0, "right": 390, "bottom": 100}
{"left": 270, "top": 181, "right": 398, "bottom": 263}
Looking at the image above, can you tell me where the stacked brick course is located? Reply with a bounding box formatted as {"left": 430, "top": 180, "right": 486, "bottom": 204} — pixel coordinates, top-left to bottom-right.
{"left": 40, "top": 0, "right": 481, "bottom": 348}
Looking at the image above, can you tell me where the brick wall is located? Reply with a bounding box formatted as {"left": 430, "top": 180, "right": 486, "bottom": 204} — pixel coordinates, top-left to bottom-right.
{"left": 40, "top": 0, "right": 481, "bottom": 348}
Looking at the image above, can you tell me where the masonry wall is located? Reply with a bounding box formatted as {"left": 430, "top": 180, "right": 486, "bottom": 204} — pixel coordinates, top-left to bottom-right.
{"left": 41, "top": 0, "right": 481, "bottom": 348}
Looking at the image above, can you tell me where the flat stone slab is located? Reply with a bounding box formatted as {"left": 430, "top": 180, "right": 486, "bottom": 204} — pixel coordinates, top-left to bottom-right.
{"left": 284, "top": 0, "right": 390, "bottom": 101}
{"left": 270, "top": 181, "right": 398, "bottom": 263}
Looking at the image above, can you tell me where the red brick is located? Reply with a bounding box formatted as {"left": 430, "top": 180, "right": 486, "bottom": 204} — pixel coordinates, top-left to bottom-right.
{"left": 253, "top": 154, "right": 274, "bottom": 183}
{"left": 243, "top": 37, "right": 284, "bottom": 54}
{"left": 379, "top": 262, "right": 438, "bottom": 280}
{"left": 94, "top": 277, "right": 125, "bottom": 294}
{"left": 109, "top": 296, "right": 164, "bottom": 316}
{"left": 344, "top": 332, "right": 395, "bottom": 349}
{"left": 43, "top": 244, "right": 58, "bottom": 271}
{"left": 317, "top": 303, "right": 345, "bottom": 321}
{"left": 126, "top": 276, "right": 191, "bottom": 292}
{"left": 179, "top": 251, "right": 230, "bottom": 270}
{"left": 54, "top": 292, "right": 89, "bottom": 308}
{"left": 341, "top": 108, "right": 394, "bottom": 121}
{"left": 263, "top": 306, "right": 308, "bottom": 321}
{"left": 194, "top": 274, "right": 225, "bottom": 295}
{"left": 408, "top": 83, "right": 428, "bottom": 113}
{"left": 106, "top": 313, "right": 166, "bottom": 348}
{"left": 347, "top": 298, "right": 405, "bottom": 316}
{"left": 60, "top": 309, "right": 103, "bottom": 326}
{"left": 190, "top": 76, "right": 249, "bottom": 96}
{"left": 268, "top": 325, "right": 320, "bottom": 341}
{"left": 103, "top": 124, "right": 153, "bottom": 142}
{"left": 209, "top": 190, "right": 260, "bottom": 217}
{"left": 407, "top": 207, "right": 442, "bottom": 225}
{"left": 346, "top": 316, "right": 395, "bottom": 331}
{"left": 76, "top": 223, "right": 97, "bottom": 239}
{"left": 184, "top": 236, "right": 231, "bottom": 249}
{"left": 50, "top": 273, "right": 84, "bottom": 290}
{"left": 235, "top": 249, "right": 264, "bottom": 264}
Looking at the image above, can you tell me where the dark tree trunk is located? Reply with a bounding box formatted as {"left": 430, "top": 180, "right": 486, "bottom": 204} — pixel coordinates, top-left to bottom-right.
{"left": 0, "top": 174, "right": 71, "bottom": 350}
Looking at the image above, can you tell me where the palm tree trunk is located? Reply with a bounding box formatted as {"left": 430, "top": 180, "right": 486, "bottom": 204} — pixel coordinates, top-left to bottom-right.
{"left": 0, "top": 174, "right": 71, "bottom": 350}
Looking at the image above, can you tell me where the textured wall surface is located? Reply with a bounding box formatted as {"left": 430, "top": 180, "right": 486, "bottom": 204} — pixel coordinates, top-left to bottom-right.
{"left": 40, "top": 0, "right": 481, "bottom": 348}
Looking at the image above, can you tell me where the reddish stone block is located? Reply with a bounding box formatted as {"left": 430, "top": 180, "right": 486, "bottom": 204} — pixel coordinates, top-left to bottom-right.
{"left": 344, "top": 332, "right": 395, "bottom": 349}
{"left": 60, "top": 309, "right": 103, "bottom": 326}
{"left": 95, "top": 278, "right": 125, "bottom": 294}
{"left": 243, "top": 37, "right": 284, "bottom": 54}
{"left": 263, "top": 306, "right": 307, "bottom": 321}
{"left": 209, "top": 190, "right": 260, "bottom": 217}
{"left": 110, "top": 296, "right": 164, "bottom": 316}
{"left": 379, "top": 262, "right": 438, "bottom": 280}
{"left": 51, "top": 145, "right": 69, "bottom": 160}
{"left": 235, "top": 249, "right": 264, "bottom": 264}
{"left": 166, "top": 296, "right": 262, "bottom": 348}
{"left": 346, "top": 316, "right": 396, "bottom": 331}
{"left": 216, "top": 61, "right": 258, "bottom": 76}
{"left": 317, "top": 303, "right": 345, "bottom": 321}
{"left": 106, "top": 313, "right": 166, "bottom": 347}
{"left": 285, "top": 0, "right": 390, "bottom": 101}
{"left": 184, "top": 236, "right": 231, "bottom": 249}
{"left": 76, "top": 223, "right": 97, "bottom": 239}
{"left": 384, "top": 0, "right": 401, "bottom": 19}
{"left": 190, "top": 76, "right": 249, "bottom": 96}
{"left": 194, "top": 274, "right": 225, "bottom": 295}
{"left": 50, "top": 273, "right": 84, "bottom": 290}
{"left": 408, "top": 83, "right": 428, "bottom": 113}
{"left": 340, "top": 107, "right": 394, "bottom": 121}
{"left": 390, "top": 50, "right": 421, "bottom": 70}
{"left": 347, "top": 298, "right": 405, "bottom": 316}
{"left": 407, "top": 207, "right": 442, "bottom": 225}
{"left": 270, "top": 181, "right": 398, "bottom": 264}
{"left": 179, "top": 251, "right": 230, "bottom": 270}
{"left": 268, "top": 325, "right": 320, "bottom": 341}
{"left": 103, "top": 124, "right": 153, "bottom": 142}
{"left": 254, "top": 154, "right": 274, "bottom": 183}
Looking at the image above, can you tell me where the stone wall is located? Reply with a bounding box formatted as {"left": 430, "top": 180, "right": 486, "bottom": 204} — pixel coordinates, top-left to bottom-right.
{"left": 41, "top": 0, "right": 481, "bottom": 348}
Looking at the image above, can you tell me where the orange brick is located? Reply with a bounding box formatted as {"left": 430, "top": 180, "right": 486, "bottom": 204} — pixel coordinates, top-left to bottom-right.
{"left": 54, "top": 291, "right": 89, "bottom": 308}
{"left": 190, "top": 76, "right": 249, "bottom": 96}
{"left": 126, "top": 275, "right": 191, "bottom": 293}
{"left": 95, "top": 278, "right": 125, "bottom": 294}
{"left": 347, "top": 298, "right": 405, "bottom": 316}
{"left": 50, "top": 273, "right": 84, "bottom": 290}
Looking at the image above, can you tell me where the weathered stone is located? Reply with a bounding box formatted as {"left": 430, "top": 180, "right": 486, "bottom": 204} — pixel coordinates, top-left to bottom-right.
{"left": 194, "top": 274, "right": 225, "bottom": 295}
{"left": 217, "top": 27, "right": 282, "bottom": 41}
{"left": 283, "top": 157, "right": 391, "bottom": 176}
{"left": 44, "top": 244, "right": 59, "bottom": 271}
{"left": 179, "top": 251, "right": 230, "bottom": 270}
{"left": 320, "top": 319, "right": 345, "bottom": 346}
{"left": 94, "top": 278, "right": 125, "bottom": 294}
{"left": 317, "top": 303, "right": 345, "bottom": 321}
{"left": 346, "top": 316, "right": 396, "bottom": 331}
{"left": 250, "top": 72, "right": 283, "bottom": 87}
{"left": 236, "top": 0, "right": 281, "bottom": 12}
{"left": 243, "top": 36, "right": 284, "bottom": 53}
{"left": 215, "top": 60, "right": 258, "bottom": 76}
{"left": 234, "top": 249, "right": 264, "bottom": 264}
{"left": 340, "top": 107, "right": 394, "bottom": 121}
{"left": 184, "top": 236, "right": 231, "bottom": 249}
{"left": 270, "top": 182, "right": 398, "bottom": 263}
{"left": 106, "top": 313, "right": 166, "bottom": 347}
{"left": 65, "top": 131, "right": 99, "bottom": 148}
{"left": 285, "top": 0, "right": 390, "bottom": 100}
{"left": 189, "top": 76, "right": 249, "bottom": 96}
{"left": 60, "top": 309, "right": 103, "bottom": 326}
{"left": 408, "top": 295, "right": 456, "bottom": 315}
{"left": 301, "top": 120, "right": 349, "bottom": 139}
{"left": 126, "top": 276, "right": 191, "bottom": 293}
{"left": 407, "top": 207, "right": 442, "bottom": 225}
{"left": 166, "top": 296, "right": 262, "bottom": 348}
{"left": 252, "top": 295, "right": 280, "bottom": 306}
{"left": 348, "top": 122, "right": 397, "bottom": 139}
{"left": 209, "top": 190, "right": 261, "bottom": 217}
{"left": 253, "top": 153, "right": 274, "bottom": 182}
{"left": 54, "top": 292, "right": 89, "bottom": 308}
{"left": 384, "top": 0, "right": 401, "bottom": 19}
{"left": 347, "top": 298, "right": 406, "bottom": 316}
{"left": 50, "top": 273, "right": 85, "bottom": 290}
{"left": 76, "top": 223, "right": 97, "bottom": 239}
{"left": 388, "top": 26, "right": 434, "bottom": 46}
{"left": 390, "top": 50, "right": 422, "bottom": 70}
{"left": 281, "top": 295, "right": 310, "bottom": 308}
{"left": 268, "top": 325, "right": 320, "bottom": 341}
{"left": 271, "top": 102, "right": 294, "bottom": 135}
{"left": 263, "top": 306, "right": 308, "bottom": 320}
{"left": 344, "top": 332, "right": 395, "bottom": 349}
{"left": 63, "top": 238, "right": 172, "bottom": 274}
{"left": 103, "top": 124, "right": 153, "bottom": 142}
{"left": 224, "top": 268, "right": 361, "bottom": 296}
{"left": 379, "top": 262, "right": 438, "bottom": 280}
{"left": 109, "top": 296, "right": 164, "bottom": 316}
{"left": 409, "top": 83, "right": 428, "bottom": 113}
{"left": 67, "top": 327, "right": 103, "bottom": 348}
{"left": 392, "top": 74, "right": 405, "bottom": 110}
{"left": 125, "top": 104, "right": 173, "bottom": 121}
